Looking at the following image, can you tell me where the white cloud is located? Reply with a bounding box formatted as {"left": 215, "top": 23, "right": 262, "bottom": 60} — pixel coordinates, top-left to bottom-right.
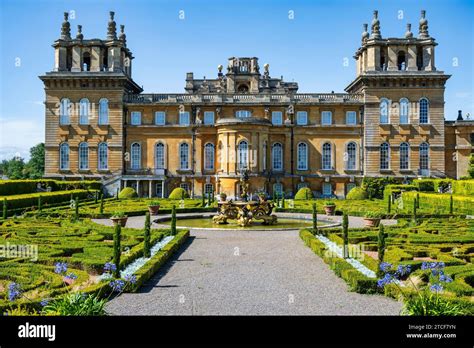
{"left": 0, "top": 118, "right": 44, "bottom": 161}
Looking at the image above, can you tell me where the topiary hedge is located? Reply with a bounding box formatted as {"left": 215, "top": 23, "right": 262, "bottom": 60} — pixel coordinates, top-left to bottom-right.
{"left": 118, "top": 187, "right": 138, "bottom": 199}
{"left": 346, "top": 187, "right": 368, "bottom": 200}
{"left": 413, "top": 179, "right": 435, "bottom": 192}
{"left": 168, "top": 187, "right": 189, "bottom": 199}
{"left": 383, "top": 184, "right": 418, "bottom": 202}
{"left": 402, "top": 191, "right": 474, "bottom": 215}
{"left": 0, "top": 179, "right": 101, "bottom": 196}
{"left": 294, "top": 187, "right": 313, "bottom": 200}
{"left": 362, "top": 177, "right": 396, "bottom": 199}
{"left": 452, "top": 180, "right": 474, "bottom": 196}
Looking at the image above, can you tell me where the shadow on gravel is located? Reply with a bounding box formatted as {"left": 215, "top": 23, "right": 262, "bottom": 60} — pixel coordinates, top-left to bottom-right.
{"left": 138, "top": 235, "right": 196, "bottom": 293}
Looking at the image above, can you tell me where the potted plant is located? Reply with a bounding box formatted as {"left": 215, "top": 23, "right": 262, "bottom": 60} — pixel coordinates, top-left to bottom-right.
{"left": 219, "top": 193, "right": 227, "bottom": 202}
{"left": 110, "top": 211, "right": 128, "bottom": 227}
{"left": 363, "top": 211, "right": 383, "bottom": 227}
{"left": 323, "top": 201, "right": 336, "bottom": 215}
{"left": 147, "top": 200, "right": 161, "bottom": 215}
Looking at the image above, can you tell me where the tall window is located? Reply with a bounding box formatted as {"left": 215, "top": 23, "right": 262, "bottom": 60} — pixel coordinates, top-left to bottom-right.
{"left": 131, "top": 111, "right": 141, "bottom": 125}
{"left": 400, "top": 142, "right": 410, "bottom": 170}
{"left": 78, "top": 142, "right": 89, "bottom": 170}
{"left": 273, "top": 183, "right": 283, "bottom": 196}
{"left": 419, "top": 98, "right": 429, "bottom": 124}
{"left": 296, "top": 111, "right": 308, "bottom": 125}
{"left": 399, "top": 98, "right": 409, "bottom": 124}
{"left": 131, "top": 143, "right": 141, "bottom": 170}
{"left": 236, "top": 110, "right": 251, "bottom": 118}
{"left": 204, "top": 111, "right": 215, "bottom": 125}
{"left": 322, "top": 143, "right": 332, "bottom": 170}
{"left": 155, "top": 111, "right": 166, "bottom": 125}
{"left": 98, "top": 98, "right": 109, "bottom": 125}
{"left": 322, "top": 182, "right": 332, "bottom": 196}
{"left": 262, "top": 141, "right": 267, "bottom": 171}
{"left": 59, "top": 98, "right": 70, "bottom": 125}
{"left": 59, "top": 143, "right": 69, "bottom": 170}
{"left": 346, "top": 111, "right": 357, "bottom": 125}
{"left": 297, "top": 142, "right": 308, "bottom": 170}
{"left": 155, "top": 142, "right": 165, "bottom": 169}
{"left": 321, "top": 111, "right": 332, "bottom": 125}
{"left": 179, "top": 111, "right": 190, "bottom": 125}
{"left": 79, "top": 98, "right": 90, "bottom": 125}
{"left": 204, "top": 183, "right": 214, "bottom": 196}
{"left": 380, "top": 142, "right": 390, "bottom": 170}
{"left": 419, "top": 142, "right": 429, "bottom": 170}
{"left": 380, "top": 98, "right": 390, "bottom": 124}
{"left": 98, "top": 142, "right": 108, "bottom": 170}
{"left": 346, "top": 142, "right": 357, "bottom": 170}
{"left": 272, "top": 111, "right": 283, "bottom": 125}
{"left": 179, "top": 143, "right": 189, "bottom": 170}
{"left": 204, "top": 143, "right": 215, "bottom": 170}
{"left": 237, "top": 141, "right": 248, "bottom": 170}
{"left": 272, "top": 143, "right": 283, "bottom": 171}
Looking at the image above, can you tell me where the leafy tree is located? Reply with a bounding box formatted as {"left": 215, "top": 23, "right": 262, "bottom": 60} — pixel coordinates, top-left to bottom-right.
{"left": 468, "top": 154, "right": 474, "bottom": 178}
{"left": 0, "top": 157, "right": 26, "bottom": 179}
{"left": 24, "top": 143, "right": 44, "bottom": 179}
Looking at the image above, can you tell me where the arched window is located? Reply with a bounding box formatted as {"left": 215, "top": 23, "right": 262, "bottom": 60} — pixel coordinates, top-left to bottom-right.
{"left": 78, "top": 142, "right": 89, "bottom": 170}
{"left": 204, "top": 143, "right": 215, "bottom": 171}
{"left": 419, "top": 98, "right": 429, "bottom": 124}
{"left": 82, "top": 52, "right": 91, "bottom": 71}
{"left": 399, "top": 98, "right": 409, "bottom": 124}
{"left": 380, "top": 142, "right": 390, "bottom": 170}
{"left": 179, "top": 143, "right": 189, "bottom": 170}
{"left": 59, "top": 98, "right": 70, "bottom": 125}
{"left": 322, "top": 143, "right": 332, "bottom": 170}
{"left": 237, "top": 140, "right": 248, "bottom": 170}
{"left": 59, "top": 143, "right": 69, "bottom": 170}
{"left": 419, "top": 142, "right": 429, "bottom": 171}
{"left": 131, "top": 143, "right": 141, "bottom": 170}
{"left": 155, "top": 142, "right": 165, "bottom": 169}
{"left": 397, "top": 51, "right": 406, "bottom": 70}
{"left": 98, "top": 142, "right": 108, "bottom": 170}
{"left": 98, "top": 98, "right": 109, "bottom": 125}
{"left": 79, "top": 98, "right": 90, "bottom": 125}
{"left": 400, "top": 142, "right": 410, "bottom": 170}
{"left": 380, "top": 98, "right": 390, "bottom": 124}
{"left": 272, "top": 143, "right": 283, "bottom": 171}
{"left": 346, "top": 142, "right": 357, "bottom": 170}
{"left": 297, "top": 142, "right": 308, "bottom": 170}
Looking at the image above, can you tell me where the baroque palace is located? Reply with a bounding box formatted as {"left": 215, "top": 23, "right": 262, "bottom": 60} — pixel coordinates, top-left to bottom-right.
{"left": 40, "top": 10, "right": 474, "bottom": 199}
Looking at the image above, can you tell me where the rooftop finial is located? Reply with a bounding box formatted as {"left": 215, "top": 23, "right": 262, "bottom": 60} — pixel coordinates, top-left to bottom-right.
{"left": 119, "top": 24, "right": 126, "bottom": 45}
{"left": 370, "top": 10, "right": 381, "bottom": 39}
{"left": 361, "top": 23, "right": 369, "bottom": 43}
{"left": 418, "top": 10, "right": 429, "bottom": 39}
{"left": 76, "top": 25, "right": 83, "bottom": 40}
{"left": 60, "top": 12, "right": 71, "bottom": 40}
{"left": 457, "top": 110, "right": 463, "bottom": 121}
{"left": 107, "top": 11, "right": 117, "bottom": 40}
{"left": 405, "top": 23, "right": 413, "bottom": 38}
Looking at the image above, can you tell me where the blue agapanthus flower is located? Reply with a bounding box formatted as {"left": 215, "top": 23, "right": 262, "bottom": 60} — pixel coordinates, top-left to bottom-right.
{"left": 124, "top": 274, "right": 137, "bottom": 284}
{"left": 8, "top": 282, "right": 21, "bottom": 301}
{"left": 54, "top": 262, "right": 68, "bottom": 274}
{"left": 104, "top": 262, "right": 117, "bottom": 273}
{"left": 40, "top": 299, "right": 49, "bottom": 307}
{"left": 109, "top": 279, "right": 125, "bottom": 292}
{"left": 430, "top": 283, "right": 443, "bottom": 293}
{"left": 439, "top": 274, "right": 453, "bottom": 283}
{"left": 396, "top": 264, "right": 411, "bottom": 277}
{"left": 377, "top": 273, "right": 394, "bottom": 288}
{"left": 379, "top": 262, "right": 392, "bottom": 273}
{"left": 65, "top": 273, "right": 78, "bottom": 280}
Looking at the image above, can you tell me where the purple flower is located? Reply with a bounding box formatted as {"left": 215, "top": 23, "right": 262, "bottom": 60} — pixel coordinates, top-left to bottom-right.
{"left": 40, "top": 299, "right": 49, "bottom": 307}
{"left": 124, "top": 274, "right": 137, "bottom": 284}
{"left": 439, "top": 274, "right": 453, "bottom": 283}
{"left": 109, "top": 279, "right": 125, "bottom": 292}
{"left": 396, "top": 264, "right": 411, "bottom": 277}
{"left": 8, "top": 282, "right": 21, "bottom": 301}
{"left": 65, "top": 273, "right": 77, "bottom": 280}
{"left": 430, "top": 283, "right": 443, "bottom": 293}
{"left": 379, "top": 262, "right": 392, "bottom": 273}
{"left": 377, "top": 273, "right": 394, "bottom": 288}
{"left": 54, "top": 262, "right": 68, "bottom": 274}
{"left": 104, "top": 262, "right": 117, "bottom": 273}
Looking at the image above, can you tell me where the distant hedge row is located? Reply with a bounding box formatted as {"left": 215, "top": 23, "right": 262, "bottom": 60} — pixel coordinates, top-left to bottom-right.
{"left": 0, "top": 179, "right": 102, "bottom": 196}
{"left": 1, "top": 189, "right": 98, "bottom": 211}
{"left": 402, "top": 191, "right": 474, "bottom": 215}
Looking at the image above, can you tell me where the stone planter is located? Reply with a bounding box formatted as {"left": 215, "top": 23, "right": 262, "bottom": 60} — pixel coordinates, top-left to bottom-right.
{"left": 363, "top": 218, "right": 381, "bottom": 228}
{"left": 324, "top": 205, "right": 336, "bottom": 216}
{"left": 147, "top": 205, "right": 160, "bottom": 215}
{"left": 110, "top": 216, "right": 128, "bottom": 227}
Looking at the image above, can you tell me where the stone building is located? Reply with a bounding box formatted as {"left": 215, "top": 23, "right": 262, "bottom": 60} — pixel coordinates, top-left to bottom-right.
{"left": 40, "top": 10, "right": 474, "bottom": 198}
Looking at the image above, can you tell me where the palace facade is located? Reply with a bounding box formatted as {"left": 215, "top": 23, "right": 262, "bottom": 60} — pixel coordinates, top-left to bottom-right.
{"left": 40, "top": 11, "right": 474, "bottom": 198}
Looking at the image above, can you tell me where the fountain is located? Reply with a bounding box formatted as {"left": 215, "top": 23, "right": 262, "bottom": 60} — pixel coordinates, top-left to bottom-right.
{"left": 213, "top": 169, "right": 277, "bottom": 227}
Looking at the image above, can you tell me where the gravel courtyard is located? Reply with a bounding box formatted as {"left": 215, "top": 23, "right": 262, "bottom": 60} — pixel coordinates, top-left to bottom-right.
{"left": 106, "top": 227, "right": 402, "bottom": 315}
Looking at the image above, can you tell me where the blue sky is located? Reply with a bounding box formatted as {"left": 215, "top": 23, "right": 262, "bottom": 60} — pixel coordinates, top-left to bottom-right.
{"left": 0, "top": 0, "right": 473, "bottom": 160}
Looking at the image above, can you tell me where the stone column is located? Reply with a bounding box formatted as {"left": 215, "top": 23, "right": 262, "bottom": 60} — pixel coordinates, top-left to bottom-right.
{"left": 387, "top": 46, "right": 398, "bottom": 71}
{"left": 407, "top": 45, "right": 418, "bottom": 71}
{"left": 161, "top": 180, "right": 165, "bottom": 198}
{"left": 148, "top": 180, "right": 152, "bottom": 198}
{"left": 136, "top": 180, "right": 140, "bottom": 197}
{"left": 71, "top": 46, "right": 82, "bottom": 72}
{"left": 91, "top": 47, "right": 101, "bottom": 72}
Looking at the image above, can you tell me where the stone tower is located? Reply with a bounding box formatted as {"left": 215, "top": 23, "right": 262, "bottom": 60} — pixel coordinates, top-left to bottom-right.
{"left": 346, "top": 10, "right": 450, "bottom": 178}
{"left": 40, "top": 12, "right": 142, "bottom": 182}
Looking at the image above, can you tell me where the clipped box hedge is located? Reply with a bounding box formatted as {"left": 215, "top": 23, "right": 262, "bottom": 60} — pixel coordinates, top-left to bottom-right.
{"left": 452, "top": 180, "right": 474, "bottom": 196}
{"left": 0, "top": 179, "right": 102, "bottom": 196}
{"left": 383, "top": 184, "right": 418, "bottom": 202}
{"left": 402, "top": 191, "right": 474, "bottom": 215}
{"left": 1, "top": 189, "right": 97, "bottom": 211}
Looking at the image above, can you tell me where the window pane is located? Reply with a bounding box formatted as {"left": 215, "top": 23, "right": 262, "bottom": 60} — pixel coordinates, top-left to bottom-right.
{"left": 204, "top": 143, "right": 215, "bottom": 170}
{"left": 272, "top": 143, "right": 283, "bottom": 170}
{"left": 179, "top": 112, "right": 190, "bottom": 125}
{"left": 155, "top": 112, "right": 166, "bottom": 125}
{"left": 297, "top": 143, "right": 308, "bottom": 170}
{"left": 419, "top": 99, "right": 429, "bottom": 124}
{"left": 155, "top": 143, "right": 165, "bottom": 169}
{"left": 346, "top": 142, "right": 356, "bottom": 170}
{"left": 400, "top": 143, "right": 409, "bottom": 170}
{"left": 238, "top": 141, "right": 248, "bottom": 170}
{"left": 99, "top": 99, "right": 109, "bottom": 125}
{"left": 131, "top": 143, "right": 141, "bottom": 169}
{"left": 204, "top": 112, "right": 215, "bottom": 125}
{"left": 322, "top": 111, "right": 332, "bottom": 125}
{"left": 180, "top": 143, "right": 189, "bottom": 169}
{"left": 322, "top": 143, "right": 332, "bottom": 169}
{"left": 399, "top": 99, "right": 409, "bottom": 124}
{"left": 346, "top": 111, "right": 357, "bottom": 125}
{"left": 322, "top": 183, "right": 332, "bottom": 196}
{"left": 236, "top": 110, "right": 251, "bottom": 118}
{"left": 79, "top": 99, "right": 89, "bottom": 125}
{"left": 296, "top": 111, "right": 308, "bottom": 125}
{"left": 420, "top": 143, "right": 429, "bottom": 170}
{"left": 380, "top": 143, "right": 390, "bottom": 170}
{"left": 131, "top": 112, "right": 141, "bottom": 125}
{"left": 60, "top": 143, "right": 69, "bottom": 170}
{"left": 272, "top": 112, "right": 283, "bottom": 125}
{"left": 60, "top": 99, "right": 70, "bottom": 125}
{"left": 380, "top": 100, "right": 389, "bottom": 124}
{"left": 79, "top": 143, "right": 89, "bottom": 170}
{"left": 98, "top": 143, "right": 108, "bottom": 170}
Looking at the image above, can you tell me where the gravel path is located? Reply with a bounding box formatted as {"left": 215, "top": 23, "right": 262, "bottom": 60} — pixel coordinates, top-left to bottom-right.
{"left": 105, "top": 225, "right": 402, "bottom": 315}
